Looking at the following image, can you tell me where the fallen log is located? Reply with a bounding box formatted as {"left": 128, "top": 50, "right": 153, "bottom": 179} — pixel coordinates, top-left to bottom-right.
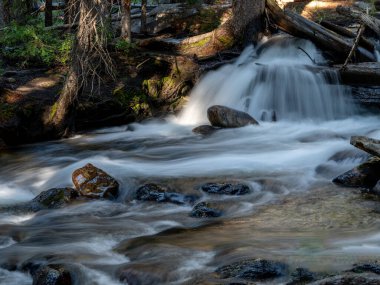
{"left": 266, "top": 0, "right": 376, "bottom": 63}
{"left": 351, "top": 136, "right": 380, "bottom": 158}
{"left": 320, "top": 20, "right": 375, "bottom": 52}
{"left": 336, "top": 62, "right": 380, "bottom": 86}
{"left": 336, "top": 5, "right": 380, "bottom": 37}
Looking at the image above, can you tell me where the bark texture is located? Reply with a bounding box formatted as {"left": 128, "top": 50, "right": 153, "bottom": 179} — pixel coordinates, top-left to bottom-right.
{"left": 121, "top": 0, "right": 132, "bottom": 42}
{"left": 50, "top": 0, "right": 114, "bottom": 134}
{"left": 179, "top": 0, "right": 265, "bottom": 58}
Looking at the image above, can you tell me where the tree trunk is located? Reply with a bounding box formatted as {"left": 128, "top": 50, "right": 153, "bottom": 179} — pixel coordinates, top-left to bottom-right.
{"left": 141, "top": 0, "right": 147, "bottom": 34}
{"left": 45, "top": 0, "right": 53, "bottom": 27}
{"left": 3, "top": 0, "right": 11, "bottom": 24}
{"left": 0, "top": 0, "right": 4, "bottom": 27}
{"left": 49, "top": 0, "right": 114, "bottom": 134}
{"left": 178, "top": 0, "right": 265, "bottom": 58}
{"left": 121, "top": 0, "right": 131, "bottom": 42}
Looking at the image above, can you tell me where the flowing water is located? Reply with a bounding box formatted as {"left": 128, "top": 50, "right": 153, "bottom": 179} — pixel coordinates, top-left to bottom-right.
{"left": 1, "top": 35, "right": 380, "bottom": 284}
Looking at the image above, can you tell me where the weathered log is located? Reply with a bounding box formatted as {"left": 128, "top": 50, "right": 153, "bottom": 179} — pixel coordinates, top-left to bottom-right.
{"left": 336, "top": 62, "right": 380, "bottom": 86}
{"left": 351, "top": 136, "right": 380, "bottom": 157}
{"left": 266, "top": 0, "right": 376, "bottom": 63}
{"left": 336, "top": 5, "right": 380, "bottom": 37}
{"left": 320, "top": 20, "right": 375, "bottom": 52}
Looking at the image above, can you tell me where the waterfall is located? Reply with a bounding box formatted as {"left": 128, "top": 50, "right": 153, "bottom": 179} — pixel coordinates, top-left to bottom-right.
{"left": 178, "top": 35, "right": 356, "bottom": 125}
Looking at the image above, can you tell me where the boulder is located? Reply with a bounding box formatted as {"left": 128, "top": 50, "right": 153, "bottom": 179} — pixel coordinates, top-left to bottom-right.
{"left": 32, "top": 264, "right": 72, "bottom": 285}
{"left": 287, "top": 267, "right": 317, "bottom": 285}
{"left": 135, "top": 184, "right": 199, "bottom": 205}
{"left": 189, "top": 202, "right": 222, "bottom": 218}
{"left": 351, "top": 262, "right": 380, "bottom": 275}
{"left": 200, "top": 182, "right": 251, "bottom": 195}
{"left": 192, "top": 125, "right": 219, "bottom": 136}
{"left": 351, "top": 136, "right": 380, "bottom": 158}
{"left": 119, "top": 268, "right": 162, "bottom": 285}
{"left": 207, "top": 105, "right": 259, "bottom": 128}
{"left": 333, "top": 157, "right": 380, "bottom": 188}
{"left": 309, "top": 274, "right": 380, "bottom": 285}
{"left": 370, "top": 180, "right": 380, "bottom": 196}
{"left": 28, "top": 188, "right": 79, "bottom": 211}
{"left": 215, "top": 259, "right": 288, "bottom": 281}
{"left": 72, "top": 163, "right": 119, "bottom": 199}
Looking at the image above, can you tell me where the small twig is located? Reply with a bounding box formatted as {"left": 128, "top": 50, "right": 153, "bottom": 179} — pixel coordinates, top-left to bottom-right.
{"left": 341, "top": 24, "right": 366, "bottom": 70}
{"left": 298, "top": 47, "right": 316, "bottom": 64}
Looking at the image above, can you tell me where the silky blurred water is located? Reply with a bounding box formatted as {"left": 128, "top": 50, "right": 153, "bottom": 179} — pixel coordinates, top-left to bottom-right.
{"left": 0, "top": 35, "right": 379, "bottom": 284}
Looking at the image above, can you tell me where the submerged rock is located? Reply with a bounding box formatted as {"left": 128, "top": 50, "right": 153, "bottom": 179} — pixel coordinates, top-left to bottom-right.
{"left": 200, "top": 182, "right": 250, "bottom": 195}
{"left": 309, "top": 273, "right": 380, "bottom": 285}
{"left": 119, "top": 268, "right": 162, "bottom": 285}
{"left": 135, "top": 184, "right": 199, "bottom": 205}
{"left": 333, "top": 157, "right": 380, "bottom": 188}
{"left": 287, "top": 267, "right": 317, "bottom": 285}
{"left": 215, "top": 259, "right": 288, "bottom": 281}
{"left": 29, "top": 188, "right": 79, "bottom": 211}
{"left": 207, "top": 105, "right": 259, "bottom": 128}
{"left": 351, "top": 262, "right": 380, "bottom": 275}
{"left": 32, "top": 264, "right": 72, "bottom": 285}
{"left": 192, "top": 125, "right": 219, "bottom": 136}
{"left": 189, "top": 202, "right": 222, "bottom": 218}
{"left": 72, "top": 163, "right": 119, "bottom": 199}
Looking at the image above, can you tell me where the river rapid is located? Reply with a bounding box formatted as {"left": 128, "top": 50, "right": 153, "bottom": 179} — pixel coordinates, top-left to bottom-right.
{"left": 1, "top": 35, "right": 380, "bottom": 284}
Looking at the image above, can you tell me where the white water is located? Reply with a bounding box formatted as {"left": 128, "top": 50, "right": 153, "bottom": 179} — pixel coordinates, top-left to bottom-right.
{"left": 0, "top": 35, "right": 380, "bottom": 284}
{"left": 179, "top": 35, "right": 355, "bottom": 124}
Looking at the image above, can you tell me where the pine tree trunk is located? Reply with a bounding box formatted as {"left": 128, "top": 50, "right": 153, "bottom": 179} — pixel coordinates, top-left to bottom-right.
{"left": 141, "top": 0, "right": 147, "bottom": 34}
{"left": 0, "top": 0, "right": 5, "bottom": 27}
{"left": 121, "top": 0, "right": 131, "bottom": 42}
{"left": 49, "top": 0, "right": 114, "bottom": 134}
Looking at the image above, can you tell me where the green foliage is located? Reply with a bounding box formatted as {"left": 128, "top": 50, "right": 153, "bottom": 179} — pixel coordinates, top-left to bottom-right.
{"left": 0, "top": 21, "right": 73, "bottom": 67}
{"left": 115, "top": 39, "right": 137, "bottom": 55}
{"left": 113, "top": 84, "right": 150, "bottom": 115}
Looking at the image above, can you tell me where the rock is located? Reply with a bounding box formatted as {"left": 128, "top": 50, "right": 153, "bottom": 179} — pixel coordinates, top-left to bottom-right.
{"left": 192, "top": 125, "right": 219, "bottom": 136}
{"left": 32, "top": 264, "right": 72, "bottom": 285}
{"left": 287, "top": 267, "right": 317, "bottom": 285}
{"left": 309, "top": 273, "right": 380, "bottom": 285}
{"left": 351, "top": 136, "right": 380, "bottom": 158}
{"left": 5, "top": 77, "right": 16, "bottom": 83}
{"left": 333, "top": 157, "right": 380, "bottom": 188}
{"left": 135, "top": 184, "right": 199, "bottom": 205}
{"left": 119, "top": 268, "right": 162, "bottom": 285}
{"left": 351, "top": 262, "right": 380, "bottom": 275}
{"left": 215, "top": 259, "right": 288, "bottom": 281}
{"left": 28, "top": 188, "right": 79, "bottom": 211}
{"left": 200, "top": 182, "right": 251, "bottom": 195}
{"left": 370, "top": 181, "right": 380, "bottom": 196}
{"left": 189, "top": 202, "right": 222, "bottom": 218}
{"left": 375, "top": 0, "right": 380, "bottom": 10}
{"left": 0, "top": 139, "right": 7, "bottom": 152}
{"left": 207, "top": 105, "right": 259, "bottom": 128}
{"left": 72, "top": 163, "right": 119, "bottom": 199}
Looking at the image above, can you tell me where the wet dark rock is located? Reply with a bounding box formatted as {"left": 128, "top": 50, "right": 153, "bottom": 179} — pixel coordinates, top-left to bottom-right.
{"left": 28, "top": 188, "right": 79, "bottom": 211}
{"left": 375, "top": 0, "right": 380, "bottom": 10}
{"left": 201, "top": 183, "right": 250, "bottom": 195}
{"left": 351, "top": 136, "right": 380, "bottom": 158}
{"left": 119, "top": 268, "right": 162, "bottom": 285}
{"left": 135, "top": 184, "right": 199, "bottom": 205}
{"left": 309, "top": 273, "right": 380, "bottom": 285}
{"left": 32, "top": 264, "right": 72, "bottom": 285}
{"left": 287, "top": 267, "right": 317, "bottom": 285}
{"left": 0, "top": 139, "right": 7, "bottom": 152}
{"left": 351, "top": 262, "right": 380, "bottom": 275}
{"left": 328, "top": 149, "right": 369, "bottom": 162}
{"left": 190, "top": 202, "right": 222, "bottom": 218}
{"left": 207, "top": 105, "right": 259, "bottom": 128}
{"left": 215, "top": 259, "right": 288, "bottom": 281}
{"left": 333, "top": 157, "right": 380, "bottom": 188}
{"left": 72, "top": 163, "right": 119, "bottom": 199}
{"left": 370, "top": 181, "right": 380, "bottom": 196}
{"left": 192, "top": 125, "right": 219, "bottom": 136}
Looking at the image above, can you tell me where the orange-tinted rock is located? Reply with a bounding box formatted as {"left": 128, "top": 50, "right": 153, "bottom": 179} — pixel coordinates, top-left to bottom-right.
{"left": 72, "top": 163, "right": 119, "bottom": 199}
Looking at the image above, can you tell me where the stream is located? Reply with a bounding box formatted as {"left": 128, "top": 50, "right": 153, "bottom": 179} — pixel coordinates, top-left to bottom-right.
{"left": 1, "top": 35, "right": 380, "bottom": 284}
